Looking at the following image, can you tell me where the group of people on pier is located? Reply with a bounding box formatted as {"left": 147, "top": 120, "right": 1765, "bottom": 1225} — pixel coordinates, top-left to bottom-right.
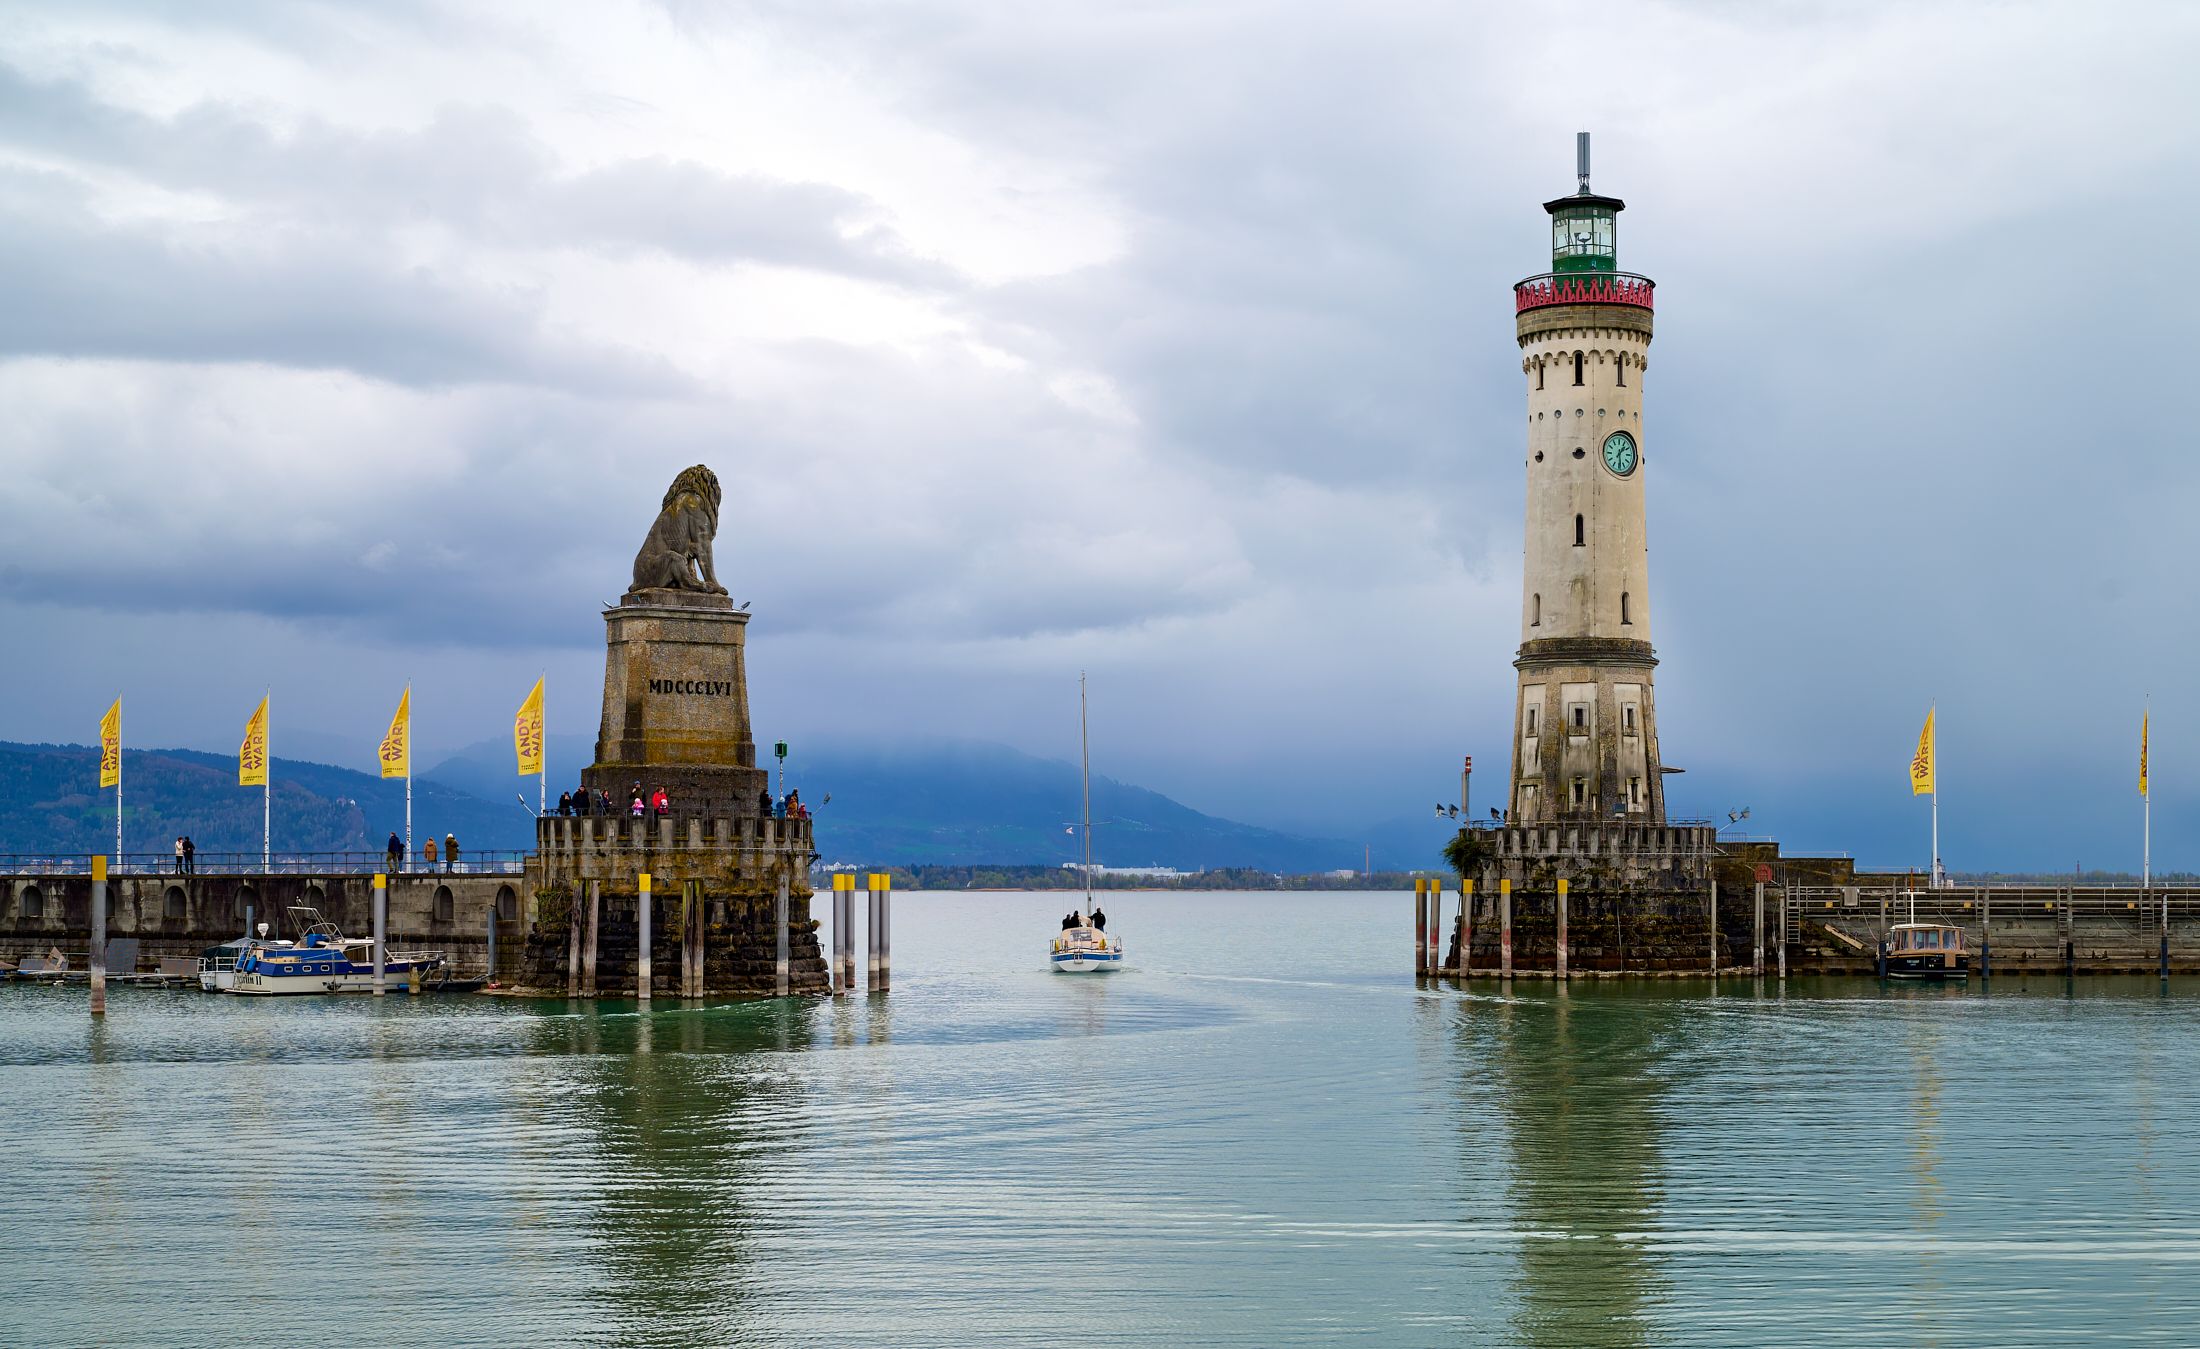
{"left": 382, "top": 831, "right": 462, "bottom": 873}
{"left": 547, "top": 783, "right": 812, "bottom": 822}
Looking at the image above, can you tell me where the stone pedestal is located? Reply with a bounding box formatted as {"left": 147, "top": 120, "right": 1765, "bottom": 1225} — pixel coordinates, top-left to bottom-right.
{"left": 581, "top": 588, "right": 767, "bottom": 817}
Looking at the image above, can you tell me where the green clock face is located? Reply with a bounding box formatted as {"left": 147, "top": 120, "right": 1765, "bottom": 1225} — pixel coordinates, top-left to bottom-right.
{"left": 1602, "top": 431, "right": 1638, "bottom": 477}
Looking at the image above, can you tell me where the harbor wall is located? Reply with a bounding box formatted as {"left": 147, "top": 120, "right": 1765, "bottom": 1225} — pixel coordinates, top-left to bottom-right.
{"left": 1439, "top": 883, "right": 2200, "bottom": 977}
{"left": 0, "top": 871, "right": 515, "bottom": 976}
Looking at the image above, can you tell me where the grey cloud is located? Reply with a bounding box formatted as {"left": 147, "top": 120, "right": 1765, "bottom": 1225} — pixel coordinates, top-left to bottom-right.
{"left": 0, "top": 168, "right": 687, "bottom": 392}
{"left": 0, "top": 63, "right": 956, "bottom": 289}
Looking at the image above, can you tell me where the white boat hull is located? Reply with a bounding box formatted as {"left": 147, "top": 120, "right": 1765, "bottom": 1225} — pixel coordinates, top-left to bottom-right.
{"left": 229, "top": 964, "right": 440, "bottom": 995}
{"left": 1049, "top": 934, "right": 1123, "bottom": 972}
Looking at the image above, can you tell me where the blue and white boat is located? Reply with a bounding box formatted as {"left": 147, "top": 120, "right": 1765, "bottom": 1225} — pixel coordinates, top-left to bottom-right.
{"left": 1049, "top": 675, "right": 1125, "bottom": 974}
{"left": 1051, "top": 921, "right": 1123, "bottom": 972}
{"left": 229, "top": 908, "right": 446, "bottom": 995}
{"left": 196, "top": 931, "right": 293, "bottom": 992}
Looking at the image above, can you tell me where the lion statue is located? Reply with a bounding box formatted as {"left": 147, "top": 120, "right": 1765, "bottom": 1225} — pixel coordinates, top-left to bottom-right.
{"left": 629, "top": 464, "right": 728, "bottom": 595}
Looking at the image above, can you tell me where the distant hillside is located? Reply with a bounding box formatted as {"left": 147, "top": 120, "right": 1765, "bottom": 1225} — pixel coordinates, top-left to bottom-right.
{"left": 0, "top": 734, "right": 1429, "bottom": 873}
{"left": 427, "top": 734, "right": 1380, "bottom": 871}
{"left": 0, "top": 742, "right": 538, "bottom": 860}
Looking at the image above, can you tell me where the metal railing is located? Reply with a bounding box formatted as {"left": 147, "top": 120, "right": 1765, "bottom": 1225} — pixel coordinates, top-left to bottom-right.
{"left": 0, "top": 851, "right": 531, "bottom": 878}
{"left": 1514, "top": 271, "right": 1655, "bottom": 313}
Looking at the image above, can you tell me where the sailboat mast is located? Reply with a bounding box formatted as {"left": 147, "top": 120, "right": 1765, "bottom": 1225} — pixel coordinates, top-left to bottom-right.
{"left": 1081, "top": 672, "right": 1093, "bottom": 917}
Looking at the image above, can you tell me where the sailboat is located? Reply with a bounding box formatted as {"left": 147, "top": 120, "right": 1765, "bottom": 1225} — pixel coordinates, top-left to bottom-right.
{"left": 1050, "top": 673, "right": 1124, "bottom": 972}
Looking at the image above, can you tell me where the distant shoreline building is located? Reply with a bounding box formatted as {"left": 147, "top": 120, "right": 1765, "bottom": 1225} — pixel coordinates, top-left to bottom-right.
{"left": 1060, "top": 863, "right": 1191, "bottom": 880}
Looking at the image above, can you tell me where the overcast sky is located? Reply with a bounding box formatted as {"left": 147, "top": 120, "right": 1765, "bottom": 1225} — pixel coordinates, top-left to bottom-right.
{"left": 2, "top": 0, "right": 2195, "bottom": 871}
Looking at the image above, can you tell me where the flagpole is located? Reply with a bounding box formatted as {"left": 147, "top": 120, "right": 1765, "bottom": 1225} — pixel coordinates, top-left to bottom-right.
{"left": 2143, "top": 701, "right": 2152, "bottom": 891}
{"left": 115, "top": 721, "right": 123, "bottom": 870}
{"left": 539, "top": 671, "right": 547, "bottom": 816}
{"left": 1929, "top": 709, "right": 1940, "bottom": 889}
{"left": 263, "top": 689, "right": 271, "bottom": 874}
{"left": 405, "top": 683, "right": 413, "bottom": 874}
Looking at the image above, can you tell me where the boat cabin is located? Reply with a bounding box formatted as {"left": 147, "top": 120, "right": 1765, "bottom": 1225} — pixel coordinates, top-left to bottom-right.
{"left": 1883, "top": 922, "right": 1969, "bottom": 979}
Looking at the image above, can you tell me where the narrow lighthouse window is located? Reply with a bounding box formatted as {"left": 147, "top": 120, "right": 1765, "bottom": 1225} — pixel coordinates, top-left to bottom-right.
{"left": 1621, "top": 591, "right": 1631, "bottom": 624}
{"left": 1574, "top": 515, "right": 1585, "bottom": 547}
{"left": 1532, "top": 593, "right": 1541, "bottom": 626}
{"left": 1616, "top": 358, "right": 1625, "bottom": 387}
{"left": 1536, "top": 362, "right": 1545, "bottom": 390}
{"left": 1573, "top": 352, "right": 1584, "bottom": 386}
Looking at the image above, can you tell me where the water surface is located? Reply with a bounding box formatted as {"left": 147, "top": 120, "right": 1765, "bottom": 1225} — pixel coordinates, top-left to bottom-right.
{"left": 5, "top": 890, "right": 2198, "bottom": 1345}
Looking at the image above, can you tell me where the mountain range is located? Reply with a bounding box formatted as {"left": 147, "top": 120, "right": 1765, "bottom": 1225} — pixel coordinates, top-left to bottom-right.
{"left": 0, "top": 737, "right": 1444, "bottom": 872}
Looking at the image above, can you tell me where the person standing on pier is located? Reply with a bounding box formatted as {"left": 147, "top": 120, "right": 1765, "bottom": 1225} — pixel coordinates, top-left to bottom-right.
{"left": 386, "top": 832, "right": 402, "bottom": 871}
{"left": 444, "top": 833, "right": 459, "bottom": 873}
{"left": 182, "top": 836, "right": 195, "bottom": 874}
{"left": 557, "top": 791, "right": 572, "bottom": 817}
{"left": 424, "top": 837, "right": 437, "bottom": 870}
{"left": 174, "top": 837, "right": 185, "bottom": 874}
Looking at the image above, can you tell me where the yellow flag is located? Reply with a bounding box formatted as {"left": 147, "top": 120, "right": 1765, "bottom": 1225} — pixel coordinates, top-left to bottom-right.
{"left": 99, "top": 699, "right": 121, "bottom": 789}
{"left": 514, "top": 677, "right": 545, "bottom": 776}
{"left": 1909, "top": 708, "right": 1935, "bottom": 796}
{"left": 239, "top": 696, "right": 269, "bottom": 787}
{"left": 379, "top": 688, "right": 410, "bottom": 780}
{"left": 2140, "top": 712, "right": 2150, "bottom": 798}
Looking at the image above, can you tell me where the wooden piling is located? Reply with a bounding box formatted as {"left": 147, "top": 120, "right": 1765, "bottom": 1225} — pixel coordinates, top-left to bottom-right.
{"left": 582, "top": 879, "right": 600, "bottom": 998}
{"left": 1753, "top": 880, "right": 1765, "bottom": 976}
{"left": 565, "top": 883, "right": 582, "bottom": 996}
{"left": 485, "top": 901, "right": 497, "bottom": 984}
{"left": 1414, "top": 879, "right": 1429, "bottom": 977}
{"left": 1709, "top": 877, "right": 1719, "bottom": 976}
{"left": 1555, "top": 878, "right": 1569, "bottom": 980}
{"left": 373, "top": 872, "right": 388, "bottom": 997}
{"left": 676, "top": 879, "right": 692, "bottom": 998}
{"left": 868, "top": 872, "right": 883, "bottom": 991}
{"left": 832, "top": 873, "right": 854, "bottom": 993}
{"left": 879, "top": 872, "right": 892, "bottom": 992}
{"left": 1776, "top": 885, "right": 1787, "bottom": 981}
{"left": 1499, "top": 878, "right": 1513, "bottom": 980}
{"left": 1460, "top": 879, "right": 1475, "bottom": 978}
{"left": 774, "top": 871, "right": 790, "bottom": 998}
{"left": 691, "top": 881, "right": 707, "bottom": 998}
{"left": 1981, "top": 888, "right": 1991, "bottom": 979}
{"left": 1425, "top": 880, "right": 1438, "bottom": 974}
{"left": 637, "top": 871, "right": 652, "bottom": 1003}
{"left": 89, "top": 855, "right": 107, "bottom": 1017}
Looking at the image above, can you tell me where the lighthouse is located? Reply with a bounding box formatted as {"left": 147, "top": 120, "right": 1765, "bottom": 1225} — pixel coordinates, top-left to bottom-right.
{"left": 1506, "top": 133, "right": 1664, "bottom": 824}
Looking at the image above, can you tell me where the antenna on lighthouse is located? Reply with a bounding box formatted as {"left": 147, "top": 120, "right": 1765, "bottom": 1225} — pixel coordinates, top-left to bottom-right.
{"left": 1576, "top": 131, "right": 1592, "bottom": 193}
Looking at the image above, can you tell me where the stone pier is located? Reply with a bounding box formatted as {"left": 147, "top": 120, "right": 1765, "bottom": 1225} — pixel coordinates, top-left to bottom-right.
{"left": 515, "top": 813, "right": 827, "bottom": 996}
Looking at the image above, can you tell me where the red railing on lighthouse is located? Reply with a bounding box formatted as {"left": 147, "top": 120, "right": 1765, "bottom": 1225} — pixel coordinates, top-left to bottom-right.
{"left": 1514, "top": 272, "right": 1655, "bottom": 314}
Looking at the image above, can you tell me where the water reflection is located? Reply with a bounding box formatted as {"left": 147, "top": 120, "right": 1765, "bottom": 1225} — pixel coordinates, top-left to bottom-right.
{"left": 523, "top": 1000, "right": 820, "bottom": 1343}
{"left": 1904, "top": 1017, "right": 1946, "bottom": 1347}
{"left": 1463, "top": 987, "right": 1672, "bottom": 1348}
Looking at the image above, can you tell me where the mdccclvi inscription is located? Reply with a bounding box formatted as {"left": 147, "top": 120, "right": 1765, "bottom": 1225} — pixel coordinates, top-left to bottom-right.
{"left": 648, "top": 678, "right": 736, "bottom": 697}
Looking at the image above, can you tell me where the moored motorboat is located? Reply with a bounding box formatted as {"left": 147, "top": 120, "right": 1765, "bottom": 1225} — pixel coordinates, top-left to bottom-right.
{"left": 228, "top": 908, "right": 446, "bottom": 995}
{"left": 1882, "top": 921, "right": 1969, "bottom": 980}
{"left": 197, "top": 934, "right": 291, "bottom": 992}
